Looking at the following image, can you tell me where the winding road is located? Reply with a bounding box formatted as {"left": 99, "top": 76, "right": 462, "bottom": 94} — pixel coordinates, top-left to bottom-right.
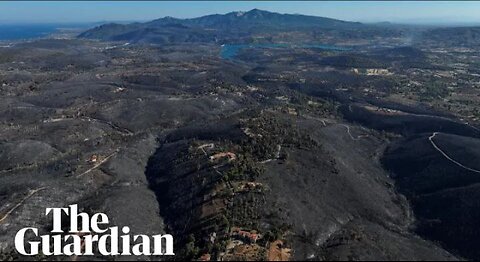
{"left": 341, "top": 124, "right": 369, "bottom": 141}
{"left": 428, "top": 132, "right": 480, "bottom": 174}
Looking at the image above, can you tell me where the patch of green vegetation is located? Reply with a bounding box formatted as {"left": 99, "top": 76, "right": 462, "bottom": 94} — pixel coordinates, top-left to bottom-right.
{"left": 419, "top": 80, "right": 450, "bottom": 101}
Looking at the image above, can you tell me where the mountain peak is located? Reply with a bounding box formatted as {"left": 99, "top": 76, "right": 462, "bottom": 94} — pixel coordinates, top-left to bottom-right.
{"left": 244, "top": 9, "right": 275, "bottom": 17}
{"left": 246, "top": 8, "right": 268, "bottom": 13}
{"left": 228, "top": 9, "right": 271, "bottom": 17}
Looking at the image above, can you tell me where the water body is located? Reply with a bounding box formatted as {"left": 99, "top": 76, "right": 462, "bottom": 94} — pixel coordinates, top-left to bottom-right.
{"left": 0, "top": 24, "right": 61, "bottom": 41}
{"left": 0, "top": 23, "right": 94, "bottom": 41}
{"left": 220, "top": 43, "right": 350, "bottom": 59}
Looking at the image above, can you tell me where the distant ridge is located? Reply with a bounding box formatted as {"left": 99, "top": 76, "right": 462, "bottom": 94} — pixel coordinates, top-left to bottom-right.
{"left": 78, "top": 9, "right": 365, "bottom": 44}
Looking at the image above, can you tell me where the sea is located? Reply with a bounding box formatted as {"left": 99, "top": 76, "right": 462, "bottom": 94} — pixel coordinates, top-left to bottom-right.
{"left": 0, "top": 23, "right": 95, "bottom": 42}
{"left": 0, "top": 24, "right": 61, "bottom": 41}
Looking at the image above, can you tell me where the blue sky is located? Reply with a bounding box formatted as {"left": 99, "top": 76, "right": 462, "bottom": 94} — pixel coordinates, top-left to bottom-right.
{"left": 1, "top": 1, "right": 480, "bottom": 25}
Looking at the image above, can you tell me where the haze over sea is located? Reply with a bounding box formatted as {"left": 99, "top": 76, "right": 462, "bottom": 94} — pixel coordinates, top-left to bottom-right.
{"left": 0, "top": 23, "right": 94, "bottom": 41}
{"left": 0, "top": 24, "right": 59, "bottom": 41}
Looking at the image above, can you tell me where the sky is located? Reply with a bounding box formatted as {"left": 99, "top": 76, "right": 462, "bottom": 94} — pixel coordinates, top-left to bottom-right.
{"left": 1, "top": 1, "right": 480, "bottom": 25}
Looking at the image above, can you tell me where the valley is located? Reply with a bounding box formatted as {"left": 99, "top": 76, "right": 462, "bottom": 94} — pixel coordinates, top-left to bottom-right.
{"left": 1, "top": 9, "right": 480, "bottom": 261}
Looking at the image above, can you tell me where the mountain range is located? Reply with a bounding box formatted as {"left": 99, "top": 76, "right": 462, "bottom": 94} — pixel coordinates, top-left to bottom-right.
{"left": 78, "top": 9, "right": 368, "bottom": 44}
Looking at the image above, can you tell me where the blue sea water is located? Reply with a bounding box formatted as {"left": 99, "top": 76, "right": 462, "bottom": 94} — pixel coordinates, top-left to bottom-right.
{"left": 0, "top": 24, "right": 61, "bottom": 41}
{"left": 0, "top": 23, "right": 96, "bottom": 41}
{"left": 220, "top": 43, "right": 350, "bottom": 59}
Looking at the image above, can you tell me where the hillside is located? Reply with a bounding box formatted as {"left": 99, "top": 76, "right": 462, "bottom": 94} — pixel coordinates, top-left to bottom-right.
{"left": 78, "top": 9, "right": 371, "bottom": 44}
{"left": 418, "top": 26, "right": 480, "bottom": 47}
{"left": 3, "top": 7, "right": 480, "bottom": 261}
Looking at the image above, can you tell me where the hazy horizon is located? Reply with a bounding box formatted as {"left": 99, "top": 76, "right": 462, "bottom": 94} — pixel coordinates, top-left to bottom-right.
{"left": 1, "top": 1, "right": 480, "bottom": 26}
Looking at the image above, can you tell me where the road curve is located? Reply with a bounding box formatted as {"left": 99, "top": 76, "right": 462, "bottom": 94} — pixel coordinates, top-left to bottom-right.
{"left": 428, "top": 132, "right": 480, "bottom": 174}
{"left": 341, "top": 124, "right": 369, "bottom": 141}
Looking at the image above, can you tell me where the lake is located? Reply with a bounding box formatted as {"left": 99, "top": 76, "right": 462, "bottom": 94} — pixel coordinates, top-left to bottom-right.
{"left": 220, "top": 43, "right": 350, "bottom": 59}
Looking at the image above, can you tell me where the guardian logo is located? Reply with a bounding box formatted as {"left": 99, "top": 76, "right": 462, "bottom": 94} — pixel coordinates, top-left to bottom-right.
{"left": 14, "top": 205, "right": 174, "bottom": 256}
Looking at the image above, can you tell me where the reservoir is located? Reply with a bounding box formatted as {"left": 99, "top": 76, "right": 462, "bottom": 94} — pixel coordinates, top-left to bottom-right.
{"left": 220, "top": 43, "right": 350, "bottom": 59}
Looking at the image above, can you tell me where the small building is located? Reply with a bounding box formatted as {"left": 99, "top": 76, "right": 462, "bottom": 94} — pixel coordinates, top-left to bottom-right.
{"left": 88, "top": 155, "right": 98, "bottom": 164}
{"left": 209, "top": 152, "right": 236, "bottom": 162}
{"left": 199, "top": 253, "right": 211, "bottom": 261}
{"left": 232, "top": 229, "right": 261, "bottom": 244}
